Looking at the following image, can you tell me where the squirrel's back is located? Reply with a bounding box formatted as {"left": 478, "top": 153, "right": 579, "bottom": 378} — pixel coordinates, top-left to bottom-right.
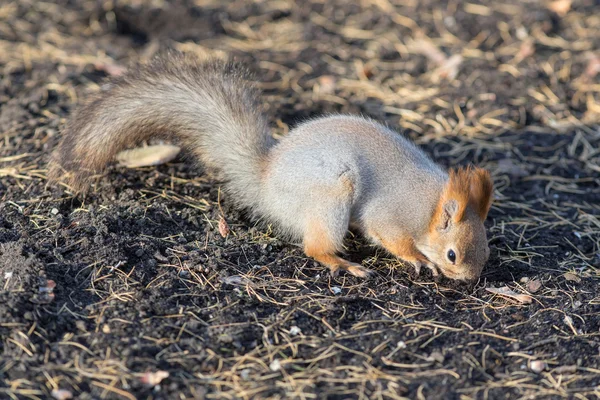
{"left": 264, "top": 115, "right": 448, "bottom": 237}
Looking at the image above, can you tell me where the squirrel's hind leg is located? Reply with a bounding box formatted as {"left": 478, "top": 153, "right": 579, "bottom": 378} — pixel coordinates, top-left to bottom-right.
{"left": 304, "top": 227, "right": 372, "bottom": 279}
{"left": 302, "top": 204, "right": 372, "bottom": 279}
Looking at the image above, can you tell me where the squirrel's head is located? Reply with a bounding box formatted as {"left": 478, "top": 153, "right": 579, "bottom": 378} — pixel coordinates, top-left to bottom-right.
{"left": 417, "top": 166, "right": 493, "bottom": 281}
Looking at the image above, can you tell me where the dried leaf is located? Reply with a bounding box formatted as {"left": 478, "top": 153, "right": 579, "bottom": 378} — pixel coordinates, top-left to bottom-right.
{"left": 427, "top": 350, "right": 445, "bottom": 363}
{"left": 51, "top": 389, "right": 73, "bottom": 400}
{"left": 218, "top": 216, "right": 230, "bottom": 238}
{"left": 140, "top": 370, "right": 169, "bottom": 386}
{"left": 486, "top": 286, "right": 533, "bottom": 304}
{"left": 553, "top": 365, "right": 578, "bottom": 374}
{"left": 94, "top": 61, "right": 127, "bottom": 77}
{"left": 547, "top": 0, "right": 571, "bottom": 16}
{"left": 527, "top": 279, "right": 542, "bottom": 293}
{"left": 116, "top": 145, "right": 181, "bottom": 168}
{"left": 563, "top": 272, "right": 581, "bottom": 283}
{"left": 222, "top": 275, "right": 252, "bottom": 286}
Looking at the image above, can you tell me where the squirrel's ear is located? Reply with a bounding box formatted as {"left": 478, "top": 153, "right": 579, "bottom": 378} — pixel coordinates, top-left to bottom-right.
{"left": 469, "top": 167, "right": 493, "bottom": 220}
{"left": 438, "top": 199, "right": 459, "bottom": 231}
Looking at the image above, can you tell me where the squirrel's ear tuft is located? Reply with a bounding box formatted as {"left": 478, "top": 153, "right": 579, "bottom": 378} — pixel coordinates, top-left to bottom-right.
{"left": 469, "top": 167, "right": 493, "bottom": 220}
{"left": 432, "top": 166, "right": 493, "bottom": 231}
{"left": 430, "top": 169, "right": 471, "bottom": 232}
{"left": 445, "top": 167, "right": 471, "bottom": 221}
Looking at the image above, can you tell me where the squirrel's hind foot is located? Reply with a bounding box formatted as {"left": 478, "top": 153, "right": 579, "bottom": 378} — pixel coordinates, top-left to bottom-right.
{"left": 305, "top": 250, "right": 372, "bottom": 279}
{"left": 328, "top": 260, "right": 373, "bottom": 279}
{"left": 308, "top": 253, "right": 373, "bottom": 279}
{"left": 303, "top": 215, "right": 371, "bottom": 278}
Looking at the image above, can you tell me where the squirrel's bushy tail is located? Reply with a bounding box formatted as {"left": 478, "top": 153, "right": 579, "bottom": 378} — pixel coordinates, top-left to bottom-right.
{"left": 49, "top": 52, "right": 273, "bottom": 209}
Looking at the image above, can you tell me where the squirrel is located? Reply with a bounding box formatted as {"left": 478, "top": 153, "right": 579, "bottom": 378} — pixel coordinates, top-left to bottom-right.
{"left": 49, "top": 52, "right": 493, "bottom": 281}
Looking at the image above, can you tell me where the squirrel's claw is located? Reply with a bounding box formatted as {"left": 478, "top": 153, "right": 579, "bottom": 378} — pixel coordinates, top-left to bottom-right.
{"left": 411, "top": 261, "right": 438, "bottom": 277}
{"left": 412, "top": 261, "right": 423, "bottom": 275}
{"left": 426, "top": 263, "right": 439, "bottom": 277}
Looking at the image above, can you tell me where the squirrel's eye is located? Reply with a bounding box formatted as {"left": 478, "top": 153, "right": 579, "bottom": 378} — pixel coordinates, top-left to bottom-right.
{"left": 447, "top": 249, "right": 456, "bottom": 263}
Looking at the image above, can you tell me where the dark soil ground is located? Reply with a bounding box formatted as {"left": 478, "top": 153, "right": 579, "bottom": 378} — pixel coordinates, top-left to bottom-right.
{"left": 1, "top": 0, "right": 600, "bottom": 399}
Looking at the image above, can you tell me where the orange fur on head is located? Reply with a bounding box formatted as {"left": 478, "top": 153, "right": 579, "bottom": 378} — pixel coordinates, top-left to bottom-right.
{"left": 430, "top": 166, "right": 493, "bottom": 231}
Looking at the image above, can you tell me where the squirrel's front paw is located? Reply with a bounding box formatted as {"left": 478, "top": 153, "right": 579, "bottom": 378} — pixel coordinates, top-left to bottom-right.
{"left": 411, "top": 261, "right": 439, "bottom": 277}
{"left": 425, "top": 262, "right": 439, "bottom": 277}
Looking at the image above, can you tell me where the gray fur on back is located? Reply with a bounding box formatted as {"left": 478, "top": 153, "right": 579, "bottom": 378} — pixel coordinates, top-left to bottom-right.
{"left": 262, "top": 115, "right": 448, "bottom": 240}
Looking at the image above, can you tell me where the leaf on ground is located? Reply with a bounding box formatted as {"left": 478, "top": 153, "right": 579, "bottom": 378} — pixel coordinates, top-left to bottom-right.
{"left": 553, "top": 365, "right": 578, "bottom": 374}
{"left": 486, "top": 286, "right": 533, "bottom": 304}
{"left": 563, "top": 272, "right": 581, "bottom": 283}
{"left": 94, "top": 61, "right": 127, "bottom": 77}
{"left": 527, "top": 279, "right": 542, "bottom": 293}
{"left": 222, "top": 275, "right": 252, "bottom": 287}
{"left": 218, "top": 216, "right": 230, "bottom": 238}
{"left": 51, "top": 389, "right": 73, "bottom": 400}
{"left": 116, "top": 145, "right": 181, "bottom": 168}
